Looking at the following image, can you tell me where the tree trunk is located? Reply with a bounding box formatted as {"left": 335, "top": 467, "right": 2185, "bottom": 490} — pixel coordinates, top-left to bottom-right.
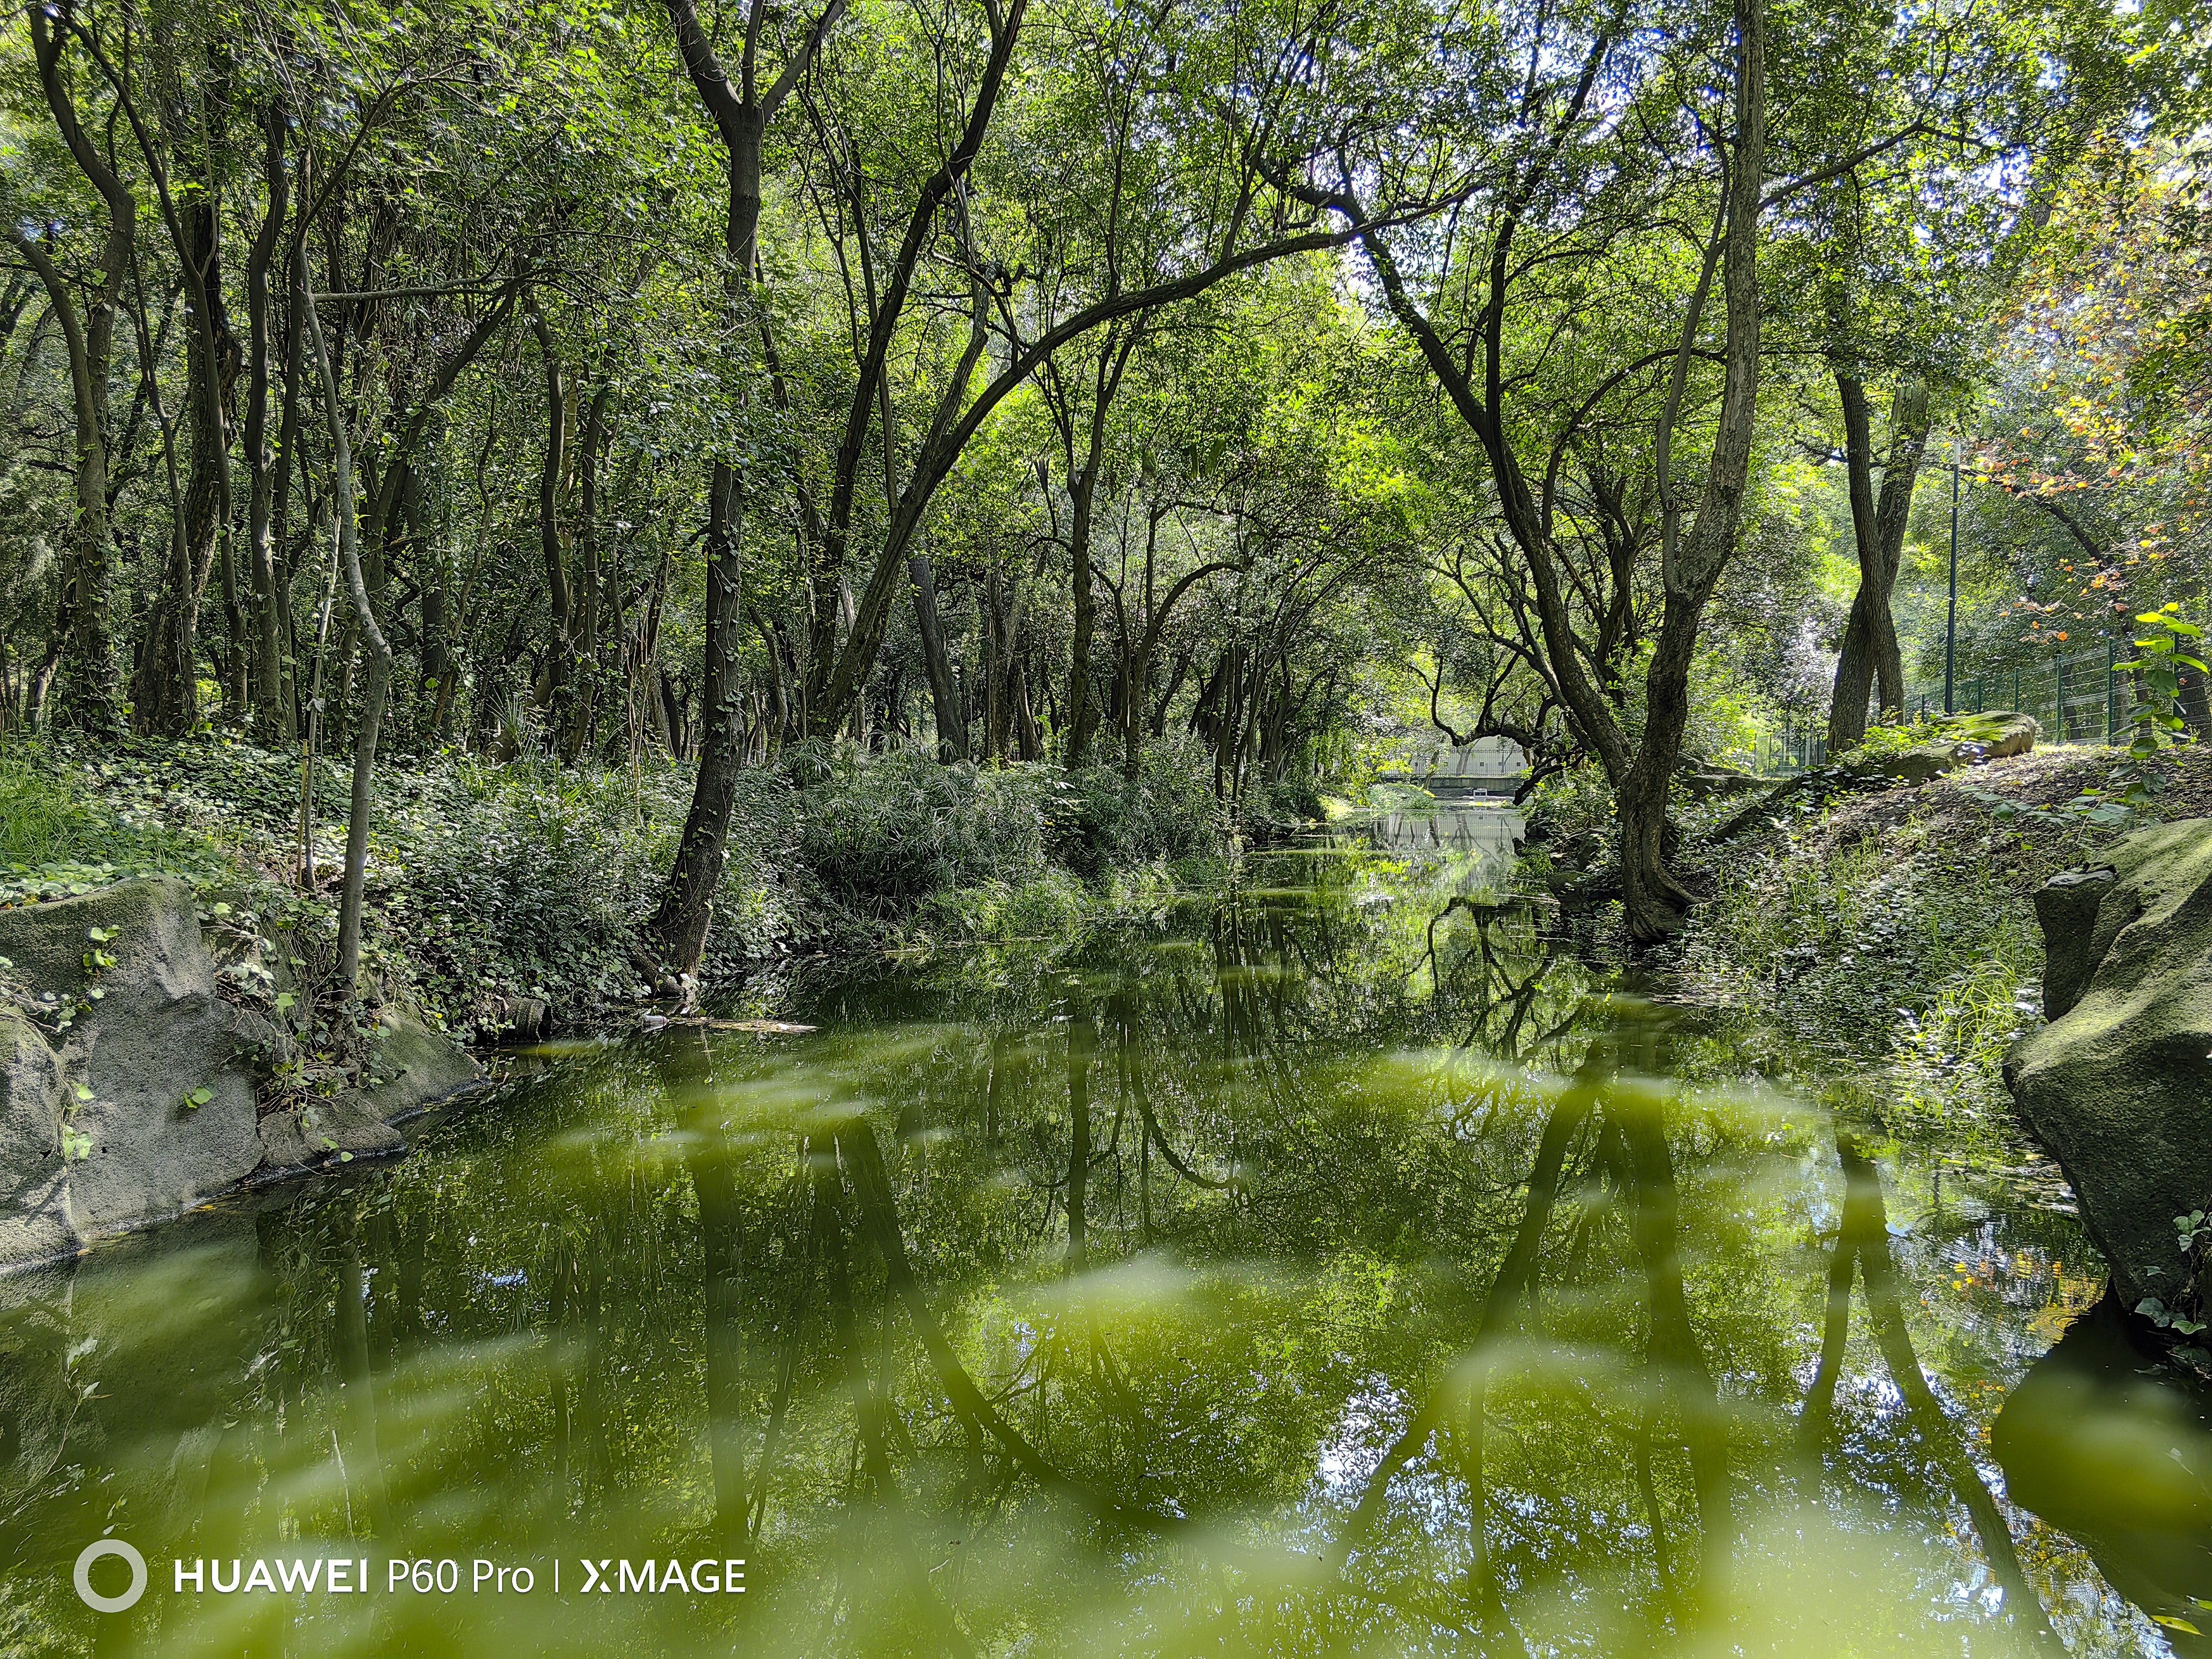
{"left": 21, "top": 9, "right": 132, "bottom": 729}
{"left": 524, "top": 290, "right": 574, "bottom": 744}
{"left": 651, "top": 0, "right": 844, "bottom": 976}
{"left": 244, "top": 106, "right": 292, "bottom": 743}
{"left": 135, "top": 124, "right": 240, "bottom": 738}
{"left": 273, "top": 278, "right": 307, "bottom": 729}
{"left": 1827, "top": 373, "right": 1929, "bottom": 747}
{"left": 565, "top": 382, "right": 612, "bottom": 760}
{"left": 1615, "top": 0, "right": 1766, "bottom": 944}
{"left": 910, "top": 550, "right": 966, "bottom": 760}
{"left": 979, "top": 579, "right": 1004, "bottom": 761}
{"left": 300, "top": 252, "right": 390, "bottom": 992}
{"left": 652, "top": 457, "right": 747, "bottom": 978}
{"left": 1066, "top": 457, "right": 1102, "bottom": 767}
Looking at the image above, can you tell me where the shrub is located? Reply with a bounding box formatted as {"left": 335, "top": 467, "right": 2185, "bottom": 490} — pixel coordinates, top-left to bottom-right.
{"left": 1833, "top": 714, "right": 1947, "bottom": 769}
{"left": 3, "top": 731, "right": 1237, "bottom": 1009}
{"left": 382, "top": 754, "right": 805, "bottom": 1008}
{"left": 794, "top": 750, "right": 1059, "bottom": 914}
{"left": 1057, "top": 738, "right": 1223, "bottom": 876}
{"left": 907, "top": 868, "right": 1090, "bottom": 947}
{"left": 382, "top": 756, "right": 675, "bottom": 1010}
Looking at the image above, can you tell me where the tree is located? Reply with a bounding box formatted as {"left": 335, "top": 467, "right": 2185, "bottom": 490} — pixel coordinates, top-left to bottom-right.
{"left": 7, "top": 2, "right": 137, "bottom": 728}
{"left": 1312, "top": 0, "right": 1770, "bottom": 940}
{"left": 646, "top": 0, "right": 847, "bottom": 980}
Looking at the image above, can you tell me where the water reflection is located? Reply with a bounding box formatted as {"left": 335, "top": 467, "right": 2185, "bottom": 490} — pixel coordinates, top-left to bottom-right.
{"left": 1358, "top": 789, "right": 1526, "bottom": 873}
{"left": 1996, "top": 1292, "right": 2212, "bottom": 1650}
{"left": 0, "top": 848, "right": 2185, "bottom": 1655}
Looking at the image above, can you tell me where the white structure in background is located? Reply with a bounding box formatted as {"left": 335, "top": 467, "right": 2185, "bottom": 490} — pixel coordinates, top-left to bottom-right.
{"left": 1388, "top": 734, "right": 1528, "bottom": 784}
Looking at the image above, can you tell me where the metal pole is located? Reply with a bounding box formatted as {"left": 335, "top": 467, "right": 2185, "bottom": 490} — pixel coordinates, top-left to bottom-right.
{"left": 2106, "top": 635, "right": 2116, "bottom": 745}
{"left": 1944, "top": 431, "right": 1960, "bottom": 714}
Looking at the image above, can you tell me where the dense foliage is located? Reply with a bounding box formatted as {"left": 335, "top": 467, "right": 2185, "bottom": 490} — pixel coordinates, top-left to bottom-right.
{"left": 0, "top": 0, "right": 2205, "bottom": 956}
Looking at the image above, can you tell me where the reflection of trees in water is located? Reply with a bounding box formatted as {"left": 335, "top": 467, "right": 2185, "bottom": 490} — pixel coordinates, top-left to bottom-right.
{"left": 1798, "top": 1131, "right": 2059, "bottom": 1647}
{"left": 0, "top": 874, "right": 2132, "bottom": 1651}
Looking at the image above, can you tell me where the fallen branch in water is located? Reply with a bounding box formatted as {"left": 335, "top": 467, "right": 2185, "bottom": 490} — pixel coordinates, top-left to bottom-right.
{"left": 641, "top": 1016, "right": 818, "bottom": 1034}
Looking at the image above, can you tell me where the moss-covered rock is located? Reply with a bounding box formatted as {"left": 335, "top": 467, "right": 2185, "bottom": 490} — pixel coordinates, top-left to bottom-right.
{"left": 0, "top": 879, "right": 265, "bottom": 1256}
{"left": 0, "top": 878, "right": 483, "bottom": 1265}
{"left": 1837, "top": 712, "right": 2041, "bottom": 788}
{"left": 1945, "top": 710, "right": 2039, "bottom": 759}
{"left": 2006, "top": 820, "right": 2212, "bottom": 1311}
{"left": 1845, "top": 740, "right": 1968, "bottom": 785}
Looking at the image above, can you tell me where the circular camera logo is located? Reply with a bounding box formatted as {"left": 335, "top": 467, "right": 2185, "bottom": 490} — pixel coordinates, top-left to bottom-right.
{"left": 73, "top": 1540, "right": 147, "bottom": 1613}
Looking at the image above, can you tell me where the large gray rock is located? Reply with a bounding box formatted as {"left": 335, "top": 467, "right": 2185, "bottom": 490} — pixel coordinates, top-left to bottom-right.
{"left": 255, "top": 1003, "right": 477, "bottom": 1173}
{"left": 0, "top": 880, "right": 263, "bottom": 1251}
{"left": 373, "top": 1000, "right": 484, "bottom": 1113}
{"left": 0, "top": 878, "right": 484, "bottom": 1259}
{"left": 2006, "top": 820, "right": 2212, "bottom": 1312}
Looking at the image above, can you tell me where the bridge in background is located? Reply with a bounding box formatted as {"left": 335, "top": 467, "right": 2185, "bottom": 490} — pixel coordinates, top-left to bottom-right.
{"left": 1375, "top": 735, "right": 1530, "bottom": 797}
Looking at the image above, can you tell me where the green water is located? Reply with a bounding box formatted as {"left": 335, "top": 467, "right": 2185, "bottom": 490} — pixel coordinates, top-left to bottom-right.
{"left": 0, "top": 839, "right": 2200, "bottom": 1656}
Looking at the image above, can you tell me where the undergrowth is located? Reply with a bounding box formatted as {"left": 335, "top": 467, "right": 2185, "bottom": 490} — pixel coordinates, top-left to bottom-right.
{"left": 0, "top": 733, "right": 1228, "bottom": 1026}
{"left": 1672, "top": 791, "right": 2126, "bottom": 1140}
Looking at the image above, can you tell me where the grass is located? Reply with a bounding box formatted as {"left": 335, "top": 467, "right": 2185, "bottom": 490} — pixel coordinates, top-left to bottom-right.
{"left": 0, "top": 744, "right": 241, "bottom": 904}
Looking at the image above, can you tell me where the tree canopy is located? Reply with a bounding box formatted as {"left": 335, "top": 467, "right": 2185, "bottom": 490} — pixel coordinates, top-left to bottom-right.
{"left": 0, "top": 0, "right": 2201, "bottom": 948}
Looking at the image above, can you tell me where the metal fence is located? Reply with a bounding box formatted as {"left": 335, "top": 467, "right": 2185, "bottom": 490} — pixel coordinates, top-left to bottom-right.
{"left": 1900, "top": 644, "right": 2136, "bottom": 747}
{"left": 1752, "top": 643, "right": 2189, "bottom": 776}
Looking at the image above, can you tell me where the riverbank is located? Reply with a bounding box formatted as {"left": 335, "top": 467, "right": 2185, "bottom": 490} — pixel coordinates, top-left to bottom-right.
{"left": 0, "top": 734, "right": 1230, "bottom": 1041}
{"left": 1668, "top": 741, "right": 2212, "bottom": 1143}
{"left": 0, "top": 735, "right": 1235, "bottom": 1264}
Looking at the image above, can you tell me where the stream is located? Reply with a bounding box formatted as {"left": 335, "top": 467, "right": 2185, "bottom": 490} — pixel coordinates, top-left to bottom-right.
{"left": 0, "top": 812, "right": 2201, "bottom": 1656}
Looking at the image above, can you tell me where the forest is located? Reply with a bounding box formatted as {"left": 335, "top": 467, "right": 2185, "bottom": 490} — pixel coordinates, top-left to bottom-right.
{"left": 0, "top": 0, "right": 2206, "bottom": 964}
{"left": 8, "top": 3, "right": 2212, "bottom": 1652}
